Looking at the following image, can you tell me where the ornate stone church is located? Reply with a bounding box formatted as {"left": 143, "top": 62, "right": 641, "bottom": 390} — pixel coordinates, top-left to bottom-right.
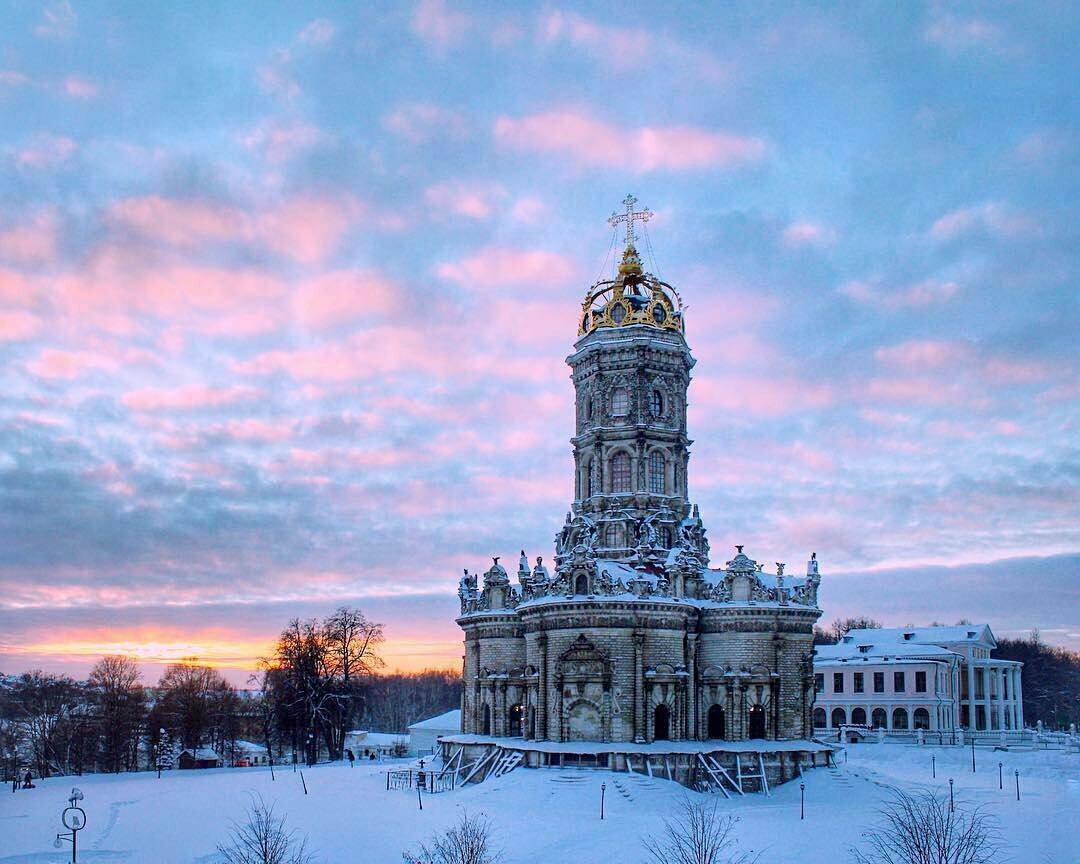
{"left": 456, "top": 197, "right": 823, "bottom": 749}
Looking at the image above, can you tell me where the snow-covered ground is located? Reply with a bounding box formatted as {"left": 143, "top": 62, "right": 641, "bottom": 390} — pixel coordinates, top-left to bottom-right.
{"left": 0, "top": 743, "right": 1076, "bottom": 863}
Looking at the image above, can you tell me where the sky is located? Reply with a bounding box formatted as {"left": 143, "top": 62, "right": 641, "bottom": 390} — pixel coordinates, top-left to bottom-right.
{"left": 0, "top": 1, "right": 1077, "bottom": 685}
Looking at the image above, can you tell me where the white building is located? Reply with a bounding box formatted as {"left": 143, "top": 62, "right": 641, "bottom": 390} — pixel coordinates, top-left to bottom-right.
{"left": 408, "top": 709, "right": 461, "bottom": 756}
{"left": 814, "top": 625, "right": 1023, "bottom": 737}
{"left": 344, "top": 730, "right": 408, "bottom": 759}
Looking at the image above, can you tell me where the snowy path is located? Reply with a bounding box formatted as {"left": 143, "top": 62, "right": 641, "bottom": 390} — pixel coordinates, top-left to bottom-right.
{"left": 0, "top": 745, "right": 1075, "bottom": 863}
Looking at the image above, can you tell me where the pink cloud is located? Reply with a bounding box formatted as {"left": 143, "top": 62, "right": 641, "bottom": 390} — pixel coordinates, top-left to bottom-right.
{"left": 874, "top": 340, "right": 969, "bottom": 371}
{"left": 929, "top": 202, "right": 1035, "bottom": 241}
{"left": 495, "top": 110, "right": 764, "bottom": 172}
{"left": 107, "top": 196, "right": 243, "bottom": 248}
{"left": 26, "top": 348, "right": 117, "bottom": 380}
{"left": 123, "top": 385, "right": 260, "bottom": 412}
{"left": 924, "top": 14, "right": 1003, "bottom": 52}
{"left": 0, "top": 212, "right": 57, "bottom": 264}
{"left": 15, "top": 134, "right": 77, "bottom": 168}
{"left": 257, "top": 49, "right": 299, "bottom": 101}
{"left": 62, "top": 75, "right": 99, "bottom": 99}
{"left": 411, "top": 0, "right": 470, "bottom": 51}
{"left": 35, "top": 1, "right": 77, "bottom": 39}
{"left": 0, "top": 71, "right": 29, "bottom": 90}
{"left": 436, "top": 246, "right": 577, "bottom": 287}
{"left": 293, "top": 269, "right": 400, "bottom": 330}
{"left": 424, "top": 182, "right": 505, "bottom": 220}
{"left": 0, "top": 310, "right": 40, "bottom": 341}
{"left": 840, "top": 278, "right": 959, "bottom": 310}
{"left": 693, "top": 373, "right": 835, "bottom": 417}
{"left": 383, "top": 103, "right": 468, "bottom": 144}
{"left": 782, "top": 221, "right": 834, "bottom": 246}
{"left": 255, "top": 197, "right": 356, "bottom": 265}
{"left": 298, "top": 18, "right": 336, "bottom": 45}
{"left": 218, "top": 418, "right": 294, "bottom": 443}
{"left": 241, "top": 119, "right": 327, "bottom": 163}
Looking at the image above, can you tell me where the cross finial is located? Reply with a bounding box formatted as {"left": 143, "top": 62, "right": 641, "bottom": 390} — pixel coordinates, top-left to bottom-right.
{"left": 607, "top": 193, "right": 653, "bottom": 248}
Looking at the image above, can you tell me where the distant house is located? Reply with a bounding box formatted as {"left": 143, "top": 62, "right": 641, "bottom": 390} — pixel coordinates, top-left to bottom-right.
{"left": 344, "top": 730, "right": 408, "bottom": 759}
{"left": 408, "top": 709, "right": 461, "bottom": 756}
{"left": 178, "top": 748, "right": 222, "bottom": 769}
{"left": 231, "top": 740, "right": 270, "bottom": 767}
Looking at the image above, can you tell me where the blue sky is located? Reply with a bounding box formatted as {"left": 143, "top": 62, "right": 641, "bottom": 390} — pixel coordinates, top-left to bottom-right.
{"left": 0, "top": 1, "right": 1077, "bottom": 681}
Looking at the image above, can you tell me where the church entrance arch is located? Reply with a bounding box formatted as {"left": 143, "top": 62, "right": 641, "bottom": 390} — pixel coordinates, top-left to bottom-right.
{"left": 706, "top": 704, "right": 725, "bottom": 739}
{"left": 481, "top": 704, "right": 491, "bottom": 736}
{"left": 567, "top": 702, "right": 601, "bottom": 741}
{"left": 653, "top": 704, "right": 671, "bottom": 741}
{"left": 748, "top": 704, "right": 766, "bottom": 739}
{"left": 508, "top": 704, "right": 524, "bottom": 736}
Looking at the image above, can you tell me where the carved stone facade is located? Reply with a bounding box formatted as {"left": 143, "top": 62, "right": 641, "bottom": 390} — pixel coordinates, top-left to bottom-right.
{"left": 457, "top": 230, "right": 823, "bottom": 745}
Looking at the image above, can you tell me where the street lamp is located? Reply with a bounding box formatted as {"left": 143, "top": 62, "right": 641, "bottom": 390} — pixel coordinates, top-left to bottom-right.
{"left": 54, "top": 787, "right": 86, "bottom": 863}
{"left": 948, "top": 778, "right": 954, "bottom": 813}
{"left": 800, "top": 782, "right": 805, "bottom": 820}
{"left": 600, "top": 782, "right": 606, "bottom": 820}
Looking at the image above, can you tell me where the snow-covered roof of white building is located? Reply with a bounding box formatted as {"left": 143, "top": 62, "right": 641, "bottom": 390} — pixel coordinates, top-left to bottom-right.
{"left": 347, "top": 731, "right": 408, "bottom": 748}
{"left": 181, "top": 748, "right": 220, "bottom": 760}
{"left": 408, "top": 709, "right": 460, "bottom": 732}
{"left": 815, "top": 624, "right": 1002, "bottom": 665}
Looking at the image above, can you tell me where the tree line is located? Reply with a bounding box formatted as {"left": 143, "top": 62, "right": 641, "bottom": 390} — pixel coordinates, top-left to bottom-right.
{"left": 0, "top": 606, "right": 461, "bottom": 780}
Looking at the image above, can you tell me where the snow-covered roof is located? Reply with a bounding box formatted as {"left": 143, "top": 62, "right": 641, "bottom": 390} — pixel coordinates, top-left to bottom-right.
{"left": 408, "top": 709, "right": 461, "bottom": 732}
{"left": 233, "top": 740, "right": 268, "bottom": 753}
{"left": 181, "top": 748, "right": 220, "bottom": 760}
{"left": 347, "top": 731, "right": 407, "bottom": 747}
{"left": 841, "top": 625, "right": 996, "bottom": 649}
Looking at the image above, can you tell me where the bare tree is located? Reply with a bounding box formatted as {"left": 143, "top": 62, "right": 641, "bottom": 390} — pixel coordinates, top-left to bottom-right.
{"left": 643, "top": 797, "right": 758, "bottom": 864}
{"left": 87, "top": 656, "right": 145, "bottom": 772}
{"left": 217, "top": 796, "right": 313, "bottom": 864}
{"left": 153, "top": 660, "right": 238, "bottom": 752}
{"left": 851, "top": 789, "right": 1001, "bottom": 864}
{"left": 410, "top": 812, "right": 500, "bottom": 864}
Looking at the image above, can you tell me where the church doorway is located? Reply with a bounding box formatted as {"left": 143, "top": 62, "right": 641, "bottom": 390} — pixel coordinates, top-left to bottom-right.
{"left": 567, "top": 702, "right": 601, "bottom": 741}
{"left": 481, "top": 704, "right": 491, "bottom": 736}
{"left": 653, "top": 704, "right": 671, "bottom": 741}
{"left": 509, "top": 704, "right": 524, "bottom": 737}
{"left": 706, "top": 704, "right": 725, "bottom": 739}
{"left": 748, "top": 704, "right": 766, "bottom": 739}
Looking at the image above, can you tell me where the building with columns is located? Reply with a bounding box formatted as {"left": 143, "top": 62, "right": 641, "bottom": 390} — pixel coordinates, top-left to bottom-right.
{"left": 455, "top": 198, "right": 824, "bottom": 749}
{"left": 813, "top": 625, "right": 1023, "bottom": 736}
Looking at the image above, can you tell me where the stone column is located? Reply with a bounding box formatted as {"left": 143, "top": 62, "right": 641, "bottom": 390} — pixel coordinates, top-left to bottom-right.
{"left": 972, "top": 660, "right": 980, "bottom": 730}
{"left": 633, "top": 631, "right": 645, "bottom": 743}
{"left": 687, "top": 633, "right": 698, "bottom": 740}
{"left": 553, "top": 673, "right": 563, "bottom": 742}
{"left": 995, "top": 667, "right": 1006, "bottom": 732}
{"left": 537, "top": 634, "right": 548, "bottom": 740}
{"left": 1015, "top": 667, "right": 1024, "bottom": 729}
{"left": 496, "top": 679, "right": 507, "bottom": 736}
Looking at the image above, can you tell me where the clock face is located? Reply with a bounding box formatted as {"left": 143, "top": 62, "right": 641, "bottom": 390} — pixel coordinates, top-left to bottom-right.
{"left": 652, "top": 304, "right": 667, "bottom": 324}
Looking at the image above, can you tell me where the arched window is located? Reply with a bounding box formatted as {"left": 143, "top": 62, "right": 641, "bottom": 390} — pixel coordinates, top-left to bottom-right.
{"left": 892, "top": 707, "right": 909, "bottom": 730}
{"left": 831, "top": 707, "right": 846, "bottom": 728}
{"left": 913, "top": 708, "right": 930, "bottom": 730}
{"left": 707, "top": 705, "right": 725, "bottom": 739}
{"left": 649, "top": 389, "right": 663, "bottom": 417}
{"left": 586, "top": 398, "right": 593, "bottom": 420}
{"left": 660, "top": 526, "right": 673, "bottom": 548}
{"left": 871, "top": 707, "right": 887, "bottom": 729}
{"left": 574, "top": 573, "right": 589, "bottom": 595}
{"left": 653, "top": 704, "right": 671, "bottom": 741}
{"left": 648, "top": 452, "right": 665, "bottom": 494}
{"left": 813, "top": 707, "right": 826, "bottom": 728}
{"left": 610, "top": 452, "right": 631, "bottom": 493}
{"left": 611, "top": 387, "right": 629, "bottom": 416}
{"left": 481, "top": 704, "right": 491, "bottom": 736}
{"left": 851, "top": 707, "right": 867, "bottom": 726}
{"left": 583, "top": 460, "right": 593, "bottom": 498}
{"left": 605, "top": 523, "right": 625, "bottom": 548}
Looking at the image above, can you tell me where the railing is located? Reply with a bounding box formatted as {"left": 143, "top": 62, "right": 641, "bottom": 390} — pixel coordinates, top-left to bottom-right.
{"left": 386, "top": 768, "right": 456, "bottom": 793}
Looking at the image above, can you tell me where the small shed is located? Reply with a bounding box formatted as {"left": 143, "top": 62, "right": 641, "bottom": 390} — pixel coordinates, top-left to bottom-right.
{"left": 345, "top": 730, "right": 409, "bottom": 759}
{"left": 232, "top": 740, "right": 270, "bottom": 767}
{"left": 408, "top": 709, "right": 461, "bottom": 756}
{"left": 178, "top": 748, "right": 222, "bottom": 769}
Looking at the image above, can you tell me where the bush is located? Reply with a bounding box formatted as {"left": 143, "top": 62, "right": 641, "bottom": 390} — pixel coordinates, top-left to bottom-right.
{"left": 643, "top": 796, "right": 757, "bottom": 864}
{"left": 217, "top": 796, "right": 313, "bottom": 864}
{"left": 406, "top": 812, "right": 500, "bottom": 864}
{"left": 851, "top": 788, "right": 1001, "bottom": 864}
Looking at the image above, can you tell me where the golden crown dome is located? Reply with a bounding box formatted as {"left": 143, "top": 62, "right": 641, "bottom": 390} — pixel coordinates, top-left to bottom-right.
{"left": 578, "top": 243, "right": 685, "bottom": 337}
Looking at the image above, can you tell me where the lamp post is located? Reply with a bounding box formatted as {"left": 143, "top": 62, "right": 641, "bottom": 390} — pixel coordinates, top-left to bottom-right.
{"left": 948, "top": 778, "right": 954, "bottom": 813}
{"left": 600, "top": 782, "right": 606, "bottom": 820}
{"left": 54, "top": 787, "right": 86, "bottom": 864}
{"left": 931, "top": 755, "right": 936, "bottom": 778}
{"left": 1014, "top": 769, "right": 1020, "bottom": 801}
{"left": 971, "top": 735, "right": 976, "bottom": 772}
{"left": 998, "top": 762, "right": 1003, "bottom": 790}
{"left": 800, "top": 782, "right": 805, "bottom": 820}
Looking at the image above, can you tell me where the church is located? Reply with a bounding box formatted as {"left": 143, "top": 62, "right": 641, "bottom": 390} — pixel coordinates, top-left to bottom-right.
{"left": 455, "top": 197, "right": 824, "bottom": 757}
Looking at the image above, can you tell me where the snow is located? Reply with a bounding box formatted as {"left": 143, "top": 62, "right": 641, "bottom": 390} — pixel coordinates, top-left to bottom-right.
{"left": 0, "top": 743, "right": 1075, "bottom": 862}
{"left": 408, "top": 709, "right": 461, "bottom": 732}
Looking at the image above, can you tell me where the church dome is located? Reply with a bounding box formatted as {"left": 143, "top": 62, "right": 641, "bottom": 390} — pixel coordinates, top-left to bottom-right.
{"left": 578, "top": 244, "right": 685, "bottom": 337}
